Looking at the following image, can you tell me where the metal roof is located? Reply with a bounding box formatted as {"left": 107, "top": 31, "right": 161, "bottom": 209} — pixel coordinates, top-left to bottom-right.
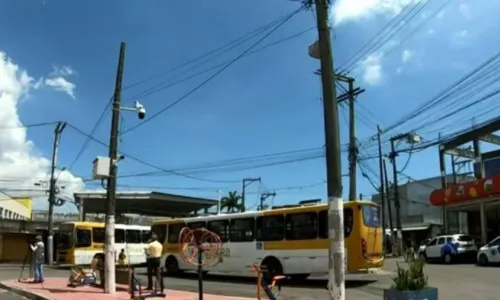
{"left": 74, "top": 190, "right": 218, "bottom": 217}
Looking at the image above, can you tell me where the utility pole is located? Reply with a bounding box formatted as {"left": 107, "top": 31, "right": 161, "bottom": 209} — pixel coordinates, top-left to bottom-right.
{"left": 241, "top": 177, "right": 260, "bottom": 212}
{"left": 347, "top": 79, "right": 356, "bottom": 201}
{"left": 383, "top": 159, "right": 394, "bottom": 251}
{"left": 259, "top": 191, "right": 276, "bottom": 211}
{"left": 104, "top": 42, "right": 126, "bottom": 294}
{"left": 309, "top": 0, "right": 345, "bottom": 299}
{"left": 328, "top": 75, "right": 364, "bottom": 201}
{"left": 389, "top": 139, "right": 403, "bottom": 256}
{"left": 376, "top": 125, "right": 386, "bottom": 247}
{"left": 389, "top": 132, "right": 421, "bottom": 256}
{"left": 47, "top": 121, "right": 66, "bottom": 266}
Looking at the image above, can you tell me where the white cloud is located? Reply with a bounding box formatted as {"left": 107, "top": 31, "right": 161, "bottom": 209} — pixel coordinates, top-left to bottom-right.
{"left": 331, "top": 0, "right": 419, "bottom": 25}
{"left": 361, "top": 53, "right": 383, "bottom": 85}
{"left": 44, "top": 77, "right": 76, "bottom": 99}
{"left": 459, "top": 3, "right": 471, "bottom": 20}
{"left": 0, "top": 51, "right": 84, "bottom": 210}
{"left": 401, "top": 49, "right": 414, "bottom": 63}
{"left": 51, "top": 65, "right": 76, "bottom": 77}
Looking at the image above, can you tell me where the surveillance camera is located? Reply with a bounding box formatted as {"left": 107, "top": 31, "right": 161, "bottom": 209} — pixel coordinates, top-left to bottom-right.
{"left": 135, "top": 101, "right": 146, "bottom": 120}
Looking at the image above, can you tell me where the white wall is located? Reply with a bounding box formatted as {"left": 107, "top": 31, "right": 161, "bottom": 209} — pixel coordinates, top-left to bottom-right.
{"left": 0, "top": 193, "right": 30, "bottom": 220}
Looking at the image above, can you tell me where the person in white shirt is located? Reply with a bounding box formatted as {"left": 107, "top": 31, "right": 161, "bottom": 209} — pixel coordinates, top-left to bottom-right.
{"left": 30, "top": 235, "right": 45, "bottom": 283}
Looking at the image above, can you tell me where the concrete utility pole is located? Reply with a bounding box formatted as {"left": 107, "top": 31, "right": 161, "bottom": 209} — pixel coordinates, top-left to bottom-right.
{"left": 309, "top": 0, "right": 345, "bottom": 299}
{"left": 259, "top": 191, "right": 276, "bottom": 211}
{"left": 104, "top": 42, "right": 126, "bottom": 294}
{"left": 47, "top": 121, "right": 66, "bottom": 266}
{"left": 241, "top": 177, "right": 260, "bottom": 212}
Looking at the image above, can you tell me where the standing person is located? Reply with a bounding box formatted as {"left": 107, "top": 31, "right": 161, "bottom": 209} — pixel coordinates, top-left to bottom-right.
{"left": 30, "top": 235, "right": 45, "bottom": 283}
{"left": 144, "top": 234, "right": 163, "bottom": 290}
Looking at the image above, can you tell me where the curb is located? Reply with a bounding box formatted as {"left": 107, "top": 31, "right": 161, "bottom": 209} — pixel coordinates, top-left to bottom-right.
{"left": 0, "top": 281, "right": 51, "bottom": 300}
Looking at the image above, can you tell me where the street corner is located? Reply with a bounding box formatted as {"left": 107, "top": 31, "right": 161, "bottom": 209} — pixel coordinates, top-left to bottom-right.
{"left": 0, "top": 279, "right": 50, "bottom": 300}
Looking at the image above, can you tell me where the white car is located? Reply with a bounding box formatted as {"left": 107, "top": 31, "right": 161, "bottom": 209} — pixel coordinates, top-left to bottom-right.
{"left": 477, "top": 236, "right": 500, "bottom": 266}
{"left": 419, "top": 234, "right": 477, "bottom": 264}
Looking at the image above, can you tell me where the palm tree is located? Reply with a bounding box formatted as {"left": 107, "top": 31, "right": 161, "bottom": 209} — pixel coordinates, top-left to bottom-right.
{"left": 220, "top": 191, "right": 243, "bottom": 213}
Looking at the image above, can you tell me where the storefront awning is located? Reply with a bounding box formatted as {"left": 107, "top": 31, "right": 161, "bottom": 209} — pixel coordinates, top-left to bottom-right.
{"left": 429, "top": 175, "right": 500, "bottom": 206}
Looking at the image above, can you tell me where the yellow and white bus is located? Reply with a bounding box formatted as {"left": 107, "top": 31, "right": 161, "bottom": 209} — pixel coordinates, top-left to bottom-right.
{"left": 151, "top": 200, "right": 383, "bottom": 279}
{"left": 56, "top": 221, "right": 151, "bottom": 266}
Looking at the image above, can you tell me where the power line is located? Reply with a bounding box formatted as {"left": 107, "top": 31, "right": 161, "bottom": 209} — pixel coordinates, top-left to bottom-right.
{"left": 128, "top": 26, "right": 315, "bottom": 102}
{"left": 120, "top": 5, "right": 306, "bottom": 135}
{"left": 66, "top": 123, "right": 240, "bottom": 183}
{"left": 122, "top": 12, "right": 301, "bottom": 91}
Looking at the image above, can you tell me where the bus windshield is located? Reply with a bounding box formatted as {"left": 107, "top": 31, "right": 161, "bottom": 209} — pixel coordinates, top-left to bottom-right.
{"left": 362, "top": 205, "right": 380, "bottom": 228}
{"left": 58, "top": 232, "right": 73, "bottom": 250}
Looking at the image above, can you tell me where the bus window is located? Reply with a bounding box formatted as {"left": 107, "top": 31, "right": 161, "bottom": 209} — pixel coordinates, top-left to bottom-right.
{"left": 362, "top": 205, "right": 380, "bottom": 227}
{"left": 151, "top": 224, "right": 166, "bottom": 243}
{"left": 168, "top": 223, "right": 185, "bottom": 244}
{"left": 188, "top": 221, "right": 206, "bottom": 230}
{"left": 115, "top": 229, "right": 125, "bottom": 244}
{"left": 141, "top": 230, "right": 151, "bottom": 243}
{"left": 207, "top": 220, "right": 229, "bottom": 242}
{"left": 75, "top": 228, "right": 91, "bottom": 247}
{"left": 229, "top": 218, "right": 254, "bottom": 242}
{"left": 92, "top": 228, "right": 105, "bottom": 243}
{"left": 319, "top": 208, "right": 353, "bottom": 238}
{"left": 126, "top": 230, "right": 141, "bottom": 243}
{"left": 286, "top": 212, "right": 317, "bottom": 240}
{"left": 256, "top": 215, "right": 284, "bottom": 241}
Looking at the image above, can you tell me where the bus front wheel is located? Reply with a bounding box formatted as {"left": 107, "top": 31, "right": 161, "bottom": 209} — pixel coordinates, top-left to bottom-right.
{"left": 165, "top": 256, "right": 181, "bottom": 275}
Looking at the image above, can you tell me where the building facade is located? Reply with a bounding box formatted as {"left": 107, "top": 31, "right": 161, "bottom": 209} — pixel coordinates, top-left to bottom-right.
{"left": 0, "top": 193, "right": 32, "bottom": 220}
{"left": 372, "top": 175, "right": 469, "bottom": 245}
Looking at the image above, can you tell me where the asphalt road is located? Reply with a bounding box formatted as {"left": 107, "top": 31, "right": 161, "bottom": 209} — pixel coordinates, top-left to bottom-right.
{"left": 1, "top": 259, "right": 499, "bottom": 299}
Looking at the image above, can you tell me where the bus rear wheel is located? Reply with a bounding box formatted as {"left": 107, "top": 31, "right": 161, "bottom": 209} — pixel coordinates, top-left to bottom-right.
{"left": 261, "top": 257, "right": 283, "bottom": 278}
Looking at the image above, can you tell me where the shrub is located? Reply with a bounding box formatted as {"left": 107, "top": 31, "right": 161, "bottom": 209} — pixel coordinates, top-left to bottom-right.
{"left": 391, "top": 260, "right": 428, "bottom": 291}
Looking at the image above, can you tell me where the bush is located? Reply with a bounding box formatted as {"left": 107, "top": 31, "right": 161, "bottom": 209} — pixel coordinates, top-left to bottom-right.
{"left": 391, "top": 260, "right": 428, "bottom": 291}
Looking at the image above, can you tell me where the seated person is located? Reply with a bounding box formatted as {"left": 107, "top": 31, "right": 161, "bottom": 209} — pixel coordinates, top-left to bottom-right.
{"left": 118, "top": 249, "right": 127, "bottom": 265}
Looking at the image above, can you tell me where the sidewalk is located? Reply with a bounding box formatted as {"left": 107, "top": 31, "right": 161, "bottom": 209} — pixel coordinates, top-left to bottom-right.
{"left": 0, "top": 278, "right": 254, "bottom": 300}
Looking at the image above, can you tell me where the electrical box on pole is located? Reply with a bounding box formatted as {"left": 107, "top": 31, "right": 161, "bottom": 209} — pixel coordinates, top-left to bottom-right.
{"left": 93, "top": 156, "right": 111, "bottom": 180}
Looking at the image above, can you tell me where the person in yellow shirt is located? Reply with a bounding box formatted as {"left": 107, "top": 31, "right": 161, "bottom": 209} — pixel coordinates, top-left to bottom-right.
{"left": 144, "top": 234, "right": 163, "bottom": 290}
{"left": 118, "top": 249, "right": 127, "bottom": 266}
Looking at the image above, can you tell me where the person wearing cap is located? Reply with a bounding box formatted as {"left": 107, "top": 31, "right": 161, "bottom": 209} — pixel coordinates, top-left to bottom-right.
{"left": 144, "top": 233, "right": 163, "bottom": 290}
{"left": 30, "top": 235, "right": 45, "bottom": 283}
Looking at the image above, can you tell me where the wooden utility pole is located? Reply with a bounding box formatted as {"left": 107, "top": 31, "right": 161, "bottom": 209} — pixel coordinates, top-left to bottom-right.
{"left": 347, "top": 79, "right": 356, "bottom": 201}
{"left": 309, "top": 0, "right": 345, "bottom": 299}
{"left": 383, "top": 158, "right": 394, "bottom": 249}
{"left": 104, "top": 42, "right": 126, "bottom": 294}
{"left": 47, "top": 121, "right": 66, "bottom": 266}
{"left": 241, "top": 177, "right": 260, "bottom": 212}
{"left": 376, "top": 125, "right": 386, "bottom": 246}
{"left": 389, "top": 138, "right": 403, "bottom": 256}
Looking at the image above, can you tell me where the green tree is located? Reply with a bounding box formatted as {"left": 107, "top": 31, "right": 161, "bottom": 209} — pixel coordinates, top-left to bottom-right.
{"left": 220, "top": 190, "right": 243, "bottom": 213}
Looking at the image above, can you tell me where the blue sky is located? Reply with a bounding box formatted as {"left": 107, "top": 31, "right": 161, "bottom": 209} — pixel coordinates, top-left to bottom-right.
{"left": 0, "top": 0, "right": 499, "bottom": 212}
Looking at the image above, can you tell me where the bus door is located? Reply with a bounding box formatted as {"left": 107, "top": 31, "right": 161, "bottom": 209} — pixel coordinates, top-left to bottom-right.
{"left": 360, "top": 204, "right": 383, "bottom": 260}
{"left": 125, "top": 229, "right": 143, "bottom": 265}
{"left": 74, "top": 225, "right": 94, "bottom": 265}
{"left": 225, "top": 218, "right": 256, "bottom": 272}
{"left": 206, "top": 219, "right": 231, "bottom": 272}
